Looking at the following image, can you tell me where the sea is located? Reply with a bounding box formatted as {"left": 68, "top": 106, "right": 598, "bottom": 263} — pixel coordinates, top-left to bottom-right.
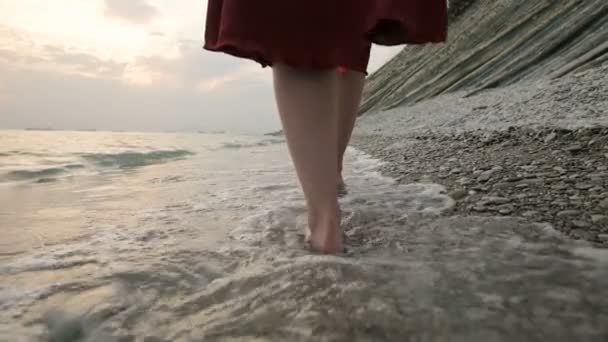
{"left": 1, "top": 130, "right": 607, "bottom": 341}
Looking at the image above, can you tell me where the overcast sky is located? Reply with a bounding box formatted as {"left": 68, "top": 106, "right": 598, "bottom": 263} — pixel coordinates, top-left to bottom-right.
{"left": 0, "top": 0, "right": 402, "bottom": 134}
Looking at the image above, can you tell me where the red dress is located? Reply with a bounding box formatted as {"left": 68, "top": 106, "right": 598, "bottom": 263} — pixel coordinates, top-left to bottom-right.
{"left": 204, "top": 1, "right": 447, "bottom": 74}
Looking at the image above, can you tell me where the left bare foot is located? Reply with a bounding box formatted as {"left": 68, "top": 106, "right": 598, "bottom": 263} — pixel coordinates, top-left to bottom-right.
{"left": 337, "top": 174, "right": 347, "bottom": 197}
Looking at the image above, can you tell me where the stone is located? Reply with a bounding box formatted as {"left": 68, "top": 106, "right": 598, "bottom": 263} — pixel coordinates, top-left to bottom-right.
{"left": 499, "top": 207, "right": 513, "bottom": 215}
{"left": 457, "top": 177, "right": 473, "bottom": 185}
{"left": 493, "top": 182, "right": 511, "bottom": 189}
{"left": 472, "top": 185, "right": 488, "bottom": 192}
{"left": 557, "top": 210, "right": 582, "bottom": 217}
{"left": 522, "top": 211, "right": 540, "bottom": 218}
{"left": 553, "top": 166, "right": 567, "bottom": 174}
{"left": 570, "top": 229, "right": 594, "bottom": 240}
{"left": 599, "top": 199, "right": 608, "bottom": 209}
{"left": 598, "top": 234, "right": 608, "bottom": 242}
{"left": 521, "top": 178, "right": 544, "bottom": 185}
{"left": 591, "top": 215, "right": 607, "bottom": 224}
{"left": 551, "top": 184, "right": 568, "bottom": 191}
{"left": 588, "top": 172, "right": 608, "bottom": 180}
{"left": 472, "top": 206, "right": 487, "bottom": 212}
{"left": 481, "top": 196, "right": 511, "bottom": 205}
{"left": 575, "top": 183, "right": 594, "bottom": 190}
{"left": 143, "top": 337, "right": 167, "bottom": 342}
{"left": 544, "top": 132, "right": 557, "bottom": 143}
{"left": 572, "top": 220, "right": 591, "bottom": 228}
{"left": 552, "top": 200, "right": 569, "bottom": 207}
{"left": 449, "top": 189, "right": 468, "bottom": 200}
{"left": 477, "top": 170, "right": 495, "bottom": 182}
{"left": 566, "top": 145, "right": 583, "bottom": 153}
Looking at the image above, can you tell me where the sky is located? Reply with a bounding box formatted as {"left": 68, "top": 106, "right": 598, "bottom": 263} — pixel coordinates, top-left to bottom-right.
{"left": 0, "top": 0, "right": 402, "bottom": 134}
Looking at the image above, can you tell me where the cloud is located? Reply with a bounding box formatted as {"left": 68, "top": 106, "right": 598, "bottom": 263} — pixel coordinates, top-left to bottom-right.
{"left": 43, "top": 45, "right": 126, "bottom": 78}
{"left": 122, "top": 40, "right": 267, "bottom": 91}
{"left": 103, "top": 0, "right": 160, "bottom": 25}
{"left": 0, "top": 81, "right": 9, "bottom": 105}
{"left": 0, "top": 60, "right": 279, "bottom": 134}
{"left": 0, "top": 25, "right": 125, "bottom": 79}
{"left": 0, "top": 23, "right": 261, "bottom": 91}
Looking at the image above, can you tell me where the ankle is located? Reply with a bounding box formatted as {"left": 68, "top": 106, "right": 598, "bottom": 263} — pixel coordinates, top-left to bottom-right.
{"left": 308, "top": 204, "right": 340, "bottom": 228}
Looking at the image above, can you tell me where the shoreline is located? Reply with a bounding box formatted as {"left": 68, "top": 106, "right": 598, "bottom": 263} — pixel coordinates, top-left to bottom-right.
{"left": 353, "top": 66, "right": 608, "bottom": 246}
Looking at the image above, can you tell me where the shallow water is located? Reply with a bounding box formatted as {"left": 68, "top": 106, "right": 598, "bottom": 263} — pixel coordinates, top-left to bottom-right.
{"left": 1, "top": 130, "right": 607, "bottom": 341}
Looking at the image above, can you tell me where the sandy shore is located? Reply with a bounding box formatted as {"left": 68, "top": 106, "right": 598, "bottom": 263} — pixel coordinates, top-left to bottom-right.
{"left": 354, "top": 65, "right": 608, "bottom": 246}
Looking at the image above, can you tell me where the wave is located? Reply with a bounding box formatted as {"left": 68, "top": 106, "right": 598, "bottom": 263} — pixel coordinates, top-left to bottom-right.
{"left": 4, "top": 167, "right": 68, "bottom": 181}
{"left": 81, "top": 149, "right": 194, "bottom": 169}
{"left": 2, "top": 151, "right": 50, "bottom": 157}
{"left": 0, "top": 150, "right": 192, "bottom": 183}
{"left": 221, "top": 139, "right": 284, "bottom": 149}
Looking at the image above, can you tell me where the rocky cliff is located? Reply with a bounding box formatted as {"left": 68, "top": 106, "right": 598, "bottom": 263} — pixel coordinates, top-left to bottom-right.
{"left": 361, "top": 0, "right": 608, "bottom": 114}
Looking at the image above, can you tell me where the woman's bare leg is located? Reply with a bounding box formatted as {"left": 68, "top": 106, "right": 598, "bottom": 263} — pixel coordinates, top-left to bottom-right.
{"left": 272, "top": 64, "right": 341, "bottom": 254}
{"left": 337, "top": 70, "right": 366, "bottom": 187}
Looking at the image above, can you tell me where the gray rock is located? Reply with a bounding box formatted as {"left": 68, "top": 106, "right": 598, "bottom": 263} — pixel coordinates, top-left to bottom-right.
{"left": 456, "top": 177, "right": 472, "bottom": 185}
{"left": 551, "top": 184, "right": 568, "bottom": 191}
{"left": 522, "top": 211, "right": 540, "bottom": 218}
{"left": 552, "top": 200, "right": 569, "bottom": 207}
{"left": 472, "top": 206, "right": 487, "bottom": 212}
{"left": 557, "top": 210, "right": 582, "bottom": 217}
{"left": 591, "top": 215, "right": 607, "bottom": 224}
{"left": 477, "top": 170, "right": 495, "bottom": 183}
{"left": 521, "top": 178, "right": 545, "bottom": 185}
{"left": 449, "top": 189, "right": 468, "bottom": 201}
{"left": 493, "top": 182, "right": 511, "bottom": 189}
{"left": 499, "top": 207, "right": 514, "bottom": 215}
{"left": 570, "top": 229, "right": 594, "bottom": 240}
{"left": 572, "top": 220, "right": 591, "bottom": 228}
{"left": 598, "top": 234, "right": 608, "bottom": 242}
{"left": 481, "top": 196, "right": 511, "bottom": 205}
{"left": 544, "top": 132, "right": 557, "bottom": 143}
{"left": 599, "top": 199, "right": 608, "bottom": 209}
{"left": 575, "top": 183, "right": 594, "bottom": 190}
{"left": 566, "top": 145, "right": 583, "bottom": 153}
{"left": 143, "top": 337, "right": 167, "bottom": 342}
{"left": 588, "top": 172, "right": 608, "bottom": 181}
{"left": 553, "top": 166, "right": 567, "bottom": 174}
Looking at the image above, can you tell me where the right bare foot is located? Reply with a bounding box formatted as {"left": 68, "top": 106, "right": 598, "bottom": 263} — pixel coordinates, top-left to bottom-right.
{"left": 308, "top": 227, "right": 342, "bottom": 254}
{"left": 307, "top": 210, "right": 342, "bottom": 254}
